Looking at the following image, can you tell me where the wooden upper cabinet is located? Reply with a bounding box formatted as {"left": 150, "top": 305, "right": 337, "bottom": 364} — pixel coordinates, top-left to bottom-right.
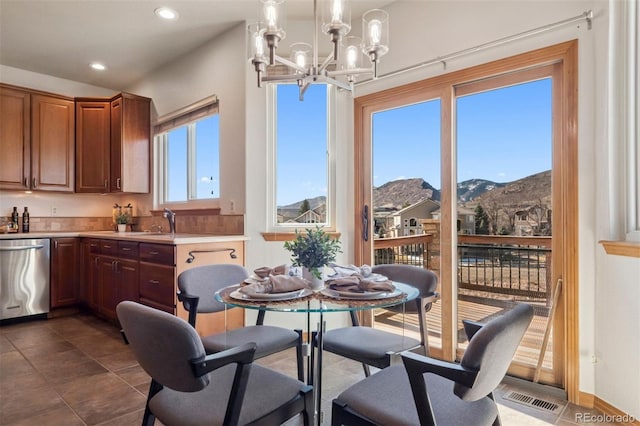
{"left": 75, "top": 100, "right": 111, "bottom": 193}
{"left": 32, "top": 94, "right": 75, "bottom": 191}
{"left": 0, "top": 86, "right": 30, "bottom": 190}
{"left": 76, "top": 93, "right": 150, "bottom": 194}
{"left": 1, "top": 85, "right": 74, "bottom": 192}
{"left": 110, "top": 93, "right": 150, "bottom": 193}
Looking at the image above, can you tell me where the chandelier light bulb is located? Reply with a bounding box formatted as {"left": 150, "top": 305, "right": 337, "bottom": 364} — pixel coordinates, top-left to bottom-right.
{"left": 264, "top": 1, "right": 278, "bottom": 30}
{"left": 368, "top": 19, "right": 382, "bottom": 45}
{"left": 331, "top": 0, "right": 344, "bottom": 23}
{"left": 295, "top": 51, "right": 306, "bottom": 68}
{"left": 346, "top": 45, "right": 358, "bottom": 69}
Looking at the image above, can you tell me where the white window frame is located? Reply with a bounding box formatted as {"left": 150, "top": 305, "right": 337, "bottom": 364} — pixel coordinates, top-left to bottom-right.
{"left": 611, "top": 0, "right": 640, "bottom": 241}
{"left": 153, "top": 96, "right": 220, "bottom": 210}
{"left": 265, "top": 83, "right": 337, "bottom": 232}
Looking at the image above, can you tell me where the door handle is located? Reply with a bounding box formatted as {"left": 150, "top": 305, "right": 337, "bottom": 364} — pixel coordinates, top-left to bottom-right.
{"left": 362, "top": 205, "right": 369, "bottom": 242}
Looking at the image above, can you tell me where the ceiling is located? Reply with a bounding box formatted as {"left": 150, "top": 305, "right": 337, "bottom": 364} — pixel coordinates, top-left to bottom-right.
{"left": 0, "top": 0, "right": 393, "bottom": 91}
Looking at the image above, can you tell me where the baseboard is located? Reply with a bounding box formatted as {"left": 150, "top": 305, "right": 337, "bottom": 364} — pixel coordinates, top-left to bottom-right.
{"left": 578, "top": 392, "right": 638, "bottom": 426}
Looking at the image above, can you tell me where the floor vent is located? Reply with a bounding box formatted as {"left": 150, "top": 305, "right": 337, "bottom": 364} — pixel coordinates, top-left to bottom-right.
{"left": 503, "top": 391, "right": 563, "bottom": 414}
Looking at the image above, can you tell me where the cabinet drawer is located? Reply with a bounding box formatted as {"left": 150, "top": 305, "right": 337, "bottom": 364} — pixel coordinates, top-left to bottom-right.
{"left": 139, "top": 297, "right": 174, "bottom": 314}
{"left": 118, "top": 241, "right": 139, "bottom": 257}
{"left": 139, "top": 263, "right": 175, "bottom": 307}
{"left": 139, "top": 243, "right": 174, "bottom": 265}
{"left": 87, "top": 239, "right": 101, "bottom": 254}
{"left": 100, "top": 240, "right": 118, "bottom": 256}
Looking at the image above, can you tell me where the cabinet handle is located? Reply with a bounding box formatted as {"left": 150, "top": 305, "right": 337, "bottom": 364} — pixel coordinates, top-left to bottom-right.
{"left": 148, "top": 279, "right": 160, "bottom": 284}
{"left": 54, "top": 240, "right": 58, "bottom": 249}
{"left": 112, "top": 260, "right": 118, "bottom": 272}
{"left": 149, "top": 251, "right": 159, "bottom": 255}
{"left": 23, "top": 177, "right": 28, "bottom": 188}
{"left": 121, "top": 247, "right": 131, "bottom": 251}
{"left": 104, "top": 180, "right": 108, "bottom": 190}
{"left": 94, "top": 258, "right": 99, "bottom": 267}
{"left": 116, "top": 178, "right": 121, "bottom": 189}
{"left": 32, "top": 177, "right": 37, "bottom": 188}
{"left": 104, "top": 245, "right": 112, "bottom": 249}
{"left": 90, "top": 244, "right": 98, "bottom": 248}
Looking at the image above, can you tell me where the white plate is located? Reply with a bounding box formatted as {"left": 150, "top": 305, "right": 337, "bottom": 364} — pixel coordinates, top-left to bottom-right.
{"left": 230, "top": 288, "right": 313, "bottom": 301}
{"left": 325, "top": 273, "right": 388, "bottom": 282}
{"left": 321, "top": 288, "right": 401, "bottom": 300}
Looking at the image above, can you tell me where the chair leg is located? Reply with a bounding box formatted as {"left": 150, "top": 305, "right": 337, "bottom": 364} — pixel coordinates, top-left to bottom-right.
{"left": 142, "top": 380, "right": 162, "bottom": 426}
{"left": 309, "top": 331, "right": 317, "bottom": 386}
{"left": 489, "top": 392, "right": 501, "bottom": 426}
{"left": 295, "top": 329, "right": 304, "bottom": 382}
{"left": 362, "top": 363, "right": 371, "bottom": 377}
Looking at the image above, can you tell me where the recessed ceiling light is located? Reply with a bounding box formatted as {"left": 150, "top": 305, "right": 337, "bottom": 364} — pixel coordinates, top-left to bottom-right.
{"left": 155, "top": 7, "right": 179, "bottom": 20}
{"left": 90, "top": 62, "right": 106, "bottom": 71}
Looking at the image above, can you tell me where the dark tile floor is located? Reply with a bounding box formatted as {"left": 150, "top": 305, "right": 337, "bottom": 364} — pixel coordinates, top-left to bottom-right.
{"left": 0, "top": 313, "right": 610, "bottom": 425}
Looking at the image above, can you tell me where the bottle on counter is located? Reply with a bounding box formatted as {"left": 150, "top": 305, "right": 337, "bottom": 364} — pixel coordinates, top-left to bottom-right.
{"left": 22, "top": 207, "right": 29, "bottom": 233}
{"left": 11, "top": 207, "right": 19, "bottom": 232}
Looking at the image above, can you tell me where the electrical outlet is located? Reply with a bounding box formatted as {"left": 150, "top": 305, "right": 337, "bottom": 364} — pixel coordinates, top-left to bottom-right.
{"left": 51, "top": 206, "right": 58, "bottom": 216}
{"left": 591, "top": 355, "right": 599, "bottom": 364}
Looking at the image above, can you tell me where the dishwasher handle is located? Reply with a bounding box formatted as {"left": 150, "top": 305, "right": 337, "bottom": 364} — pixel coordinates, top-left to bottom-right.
{"left": 0, "top": 244, "right": 45, "bottom": 252}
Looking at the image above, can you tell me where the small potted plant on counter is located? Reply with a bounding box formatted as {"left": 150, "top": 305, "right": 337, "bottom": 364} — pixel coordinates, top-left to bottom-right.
{"left": 284, "top": 227, "right": 342, "bottom": 290}
{"left": 115, "top": 212, "right": 130, "bottom": 232}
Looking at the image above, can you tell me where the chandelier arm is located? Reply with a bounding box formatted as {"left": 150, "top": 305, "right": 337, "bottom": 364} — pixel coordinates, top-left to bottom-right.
{"left": 262, "top": 75, "right": 303, "bottom": 83}
{"left": 323, "top": 76, "right": 352, "bottom": 91}
{"left": 299, "top": 81, "right": 312, "bottom": 101}
{"left": 318, "top": 53, "right": 335, "bottom": 74}
{"left": 274, "top": 54, "right": 308, "bottom": 74}
{"left": 327, "top": 68, "right": 375, "bottom": 77}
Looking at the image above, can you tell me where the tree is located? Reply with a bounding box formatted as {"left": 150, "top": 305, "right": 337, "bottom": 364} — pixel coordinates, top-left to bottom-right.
{"left": 474, "top": 205, "right": 490, "bottom": 234}
{"left": 299, "top": 199, "right": 311, "bottom": 216}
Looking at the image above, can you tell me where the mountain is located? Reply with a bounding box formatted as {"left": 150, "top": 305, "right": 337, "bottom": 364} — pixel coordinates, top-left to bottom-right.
{"left": 278, "top": 196, "right": 326, "bottom": 210}
{"left": 471, "top": 170, "right": 551, "bottom": 207}
{"left": 373, "top": 178, "right": 441, "bottom": 209}
{"left": 457, "top": 179, "right": 505, "bottom": 202}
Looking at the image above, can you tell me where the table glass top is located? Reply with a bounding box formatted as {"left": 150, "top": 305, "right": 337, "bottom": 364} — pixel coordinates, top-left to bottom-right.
{"left": 215, "top": 281, "right": 419, "bottom": 313}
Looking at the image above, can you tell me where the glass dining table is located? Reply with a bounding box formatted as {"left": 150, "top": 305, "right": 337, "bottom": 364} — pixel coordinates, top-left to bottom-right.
{"left": 215, "top": 281, "right": 419, "bottom": 425}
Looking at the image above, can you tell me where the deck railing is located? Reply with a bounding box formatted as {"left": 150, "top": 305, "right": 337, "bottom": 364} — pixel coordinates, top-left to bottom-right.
{"left": 373, "top": 234, "right": 552, "bottom": 302}
{"left": 373, "top": 234, "right": 434, "bottom": 268}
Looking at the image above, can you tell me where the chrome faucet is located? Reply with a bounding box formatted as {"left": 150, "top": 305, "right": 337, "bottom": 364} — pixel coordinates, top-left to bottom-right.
{"left": 162, "top": 208, "right": 176, "bottom": 234}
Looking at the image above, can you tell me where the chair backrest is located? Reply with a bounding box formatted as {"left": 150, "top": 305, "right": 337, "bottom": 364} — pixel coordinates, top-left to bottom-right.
{"left": 117, "top": 301, "right": 209, "bottom": 392}
{"left": 455, "top": 303, "right": 534, "bottom": 401}
{"left": 178, "top": 264, "right": 249, "bottom": 313}
{"left": 372, "top": 264, "right": 438, "bottom": 313}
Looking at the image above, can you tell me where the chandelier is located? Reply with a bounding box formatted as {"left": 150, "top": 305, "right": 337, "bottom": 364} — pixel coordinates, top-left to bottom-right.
{"left": 248, "top": 0, "right": 389, "bottom": 100}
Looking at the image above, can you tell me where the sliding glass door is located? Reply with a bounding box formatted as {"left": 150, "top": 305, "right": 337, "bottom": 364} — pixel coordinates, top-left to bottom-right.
{"left": 354, "top": 42, "right": 578, "bottom": 390}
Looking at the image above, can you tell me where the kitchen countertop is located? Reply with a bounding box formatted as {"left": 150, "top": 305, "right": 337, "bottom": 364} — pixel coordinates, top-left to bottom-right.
{"left": 0, "top": 231, "right": 249, "bottom": 245}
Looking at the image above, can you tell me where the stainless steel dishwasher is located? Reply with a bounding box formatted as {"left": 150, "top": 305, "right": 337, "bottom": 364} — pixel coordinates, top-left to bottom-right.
{"left": 0, "top": 238, "right": 50, "bottom": 320}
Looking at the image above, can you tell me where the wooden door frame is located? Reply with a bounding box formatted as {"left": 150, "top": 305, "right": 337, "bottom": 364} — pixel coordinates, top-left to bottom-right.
{"left": 353, "top": 40, "right": 579, "bottom": 402}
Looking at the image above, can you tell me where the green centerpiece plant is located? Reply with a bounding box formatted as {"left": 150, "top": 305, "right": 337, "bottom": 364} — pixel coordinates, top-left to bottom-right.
{"left": 284, "top": 227, "right": 342, "bottom": 281}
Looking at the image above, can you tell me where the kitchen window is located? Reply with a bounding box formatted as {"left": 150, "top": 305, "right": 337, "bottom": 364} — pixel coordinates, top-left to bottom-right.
{"left": 266, "top": 84, "right": 336, "bottom": 231}
{"left": 154, "top": 96, "right": 220, "bottom": 207}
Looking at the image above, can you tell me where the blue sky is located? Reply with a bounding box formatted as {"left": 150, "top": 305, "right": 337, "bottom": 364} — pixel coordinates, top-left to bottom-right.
{"left": 277, "top": 78, "right": 552, "bottom": 205}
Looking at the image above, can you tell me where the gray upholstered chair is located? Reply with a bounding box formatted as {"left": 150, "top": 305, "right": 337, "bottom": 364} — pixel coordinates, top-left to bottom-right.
{"left": 331, "top": 303, "right": 534, "bottom": 426}
{"left": 177, "top": 264, "right": 305, "bottom": 382}
{"left": 319, "top": 264, "right": 439, "bottom": 376}
{"left": 117, "top": 301, "right": 313, "bottom": 426}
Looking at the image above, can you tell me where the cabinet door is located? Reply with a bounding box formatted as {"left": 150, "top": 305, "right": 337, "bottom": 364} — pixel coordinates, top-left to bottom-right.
{"left": 50, "top": 238, "right": 79, "bottom": 308}
{"left": 32, "top": 94, "right": 74, "bottom": 192}
{"left": 110, "top": 94, "right": 150, "bottom": 193}
{"left": 75, "top": 100, "right": 110, "bottom": 193}
{"left": 117, "top": 258, "right": 139, "bottom": 304}
{"left": 0, "top": 86, "right": 30, "bottom": 190}
{"left": 99, "top": 256, "right": 118, "bottom": 320}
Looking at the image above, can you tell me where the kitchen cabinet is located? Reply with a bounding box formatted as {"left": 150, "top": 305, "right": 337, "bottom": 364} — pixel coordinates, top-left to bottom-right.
{"left": 81, "top": 239, "right": 140, "bottom": 321}
{"left": 110, "top": 94, "right": 150, "bottom": 193}
{"left": 75, "top": 100, "right": 110, "bottom": 193}
{"left": 50, "top": 238, "right": 79, "bottom": 308}
{"left": 0, "top": 84, "right": 75, "bottom": 192}
{"left": 75, "top": 93, "right": 150, "bottom": 194}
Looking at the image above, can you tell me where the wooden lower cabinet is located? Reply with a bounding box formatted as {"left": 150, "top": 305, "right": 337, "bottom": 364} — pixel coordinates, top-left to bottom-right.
{"left": 79, "top": 237, "right": 246, "bottom": 334}
{"left": 50, "top": 238, "right": 79, "bottom": 308}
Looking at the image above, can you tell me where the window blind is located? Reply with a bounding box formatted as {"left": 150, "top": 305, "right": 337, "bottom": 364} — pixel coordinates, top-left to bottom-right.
{"left": 154, "top": 95, "right": 218, "bottom": 135}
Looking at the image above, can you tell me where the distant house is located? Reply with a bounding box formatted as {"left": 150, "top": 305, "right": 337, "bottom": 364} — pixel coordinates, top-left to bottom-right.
{"left": 430, "top": 206, "right": 476, "bottom": 235}
{"left": 389, "top": 199, "right": 441, "bottom": 237}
